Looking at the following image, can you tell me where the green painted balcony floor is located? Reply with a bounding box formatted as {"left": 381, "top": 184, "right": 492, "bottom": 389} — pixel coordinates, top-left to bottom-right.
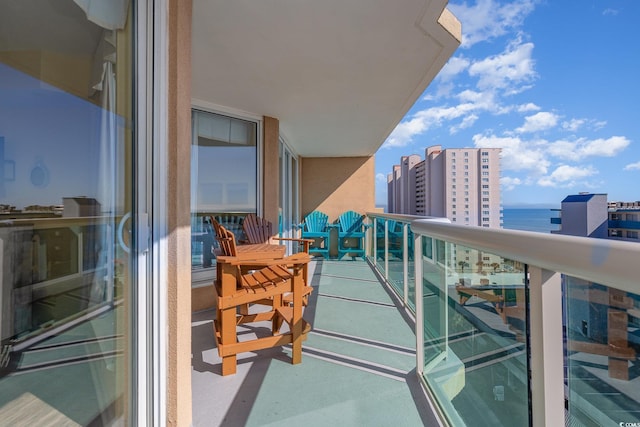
{"left": 191, "top": 259, "right": 441, "bottom": 427}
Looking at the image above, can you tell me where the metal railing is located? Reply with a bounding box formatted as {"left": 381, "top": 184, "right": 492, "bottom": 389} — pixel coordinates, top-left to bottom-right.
{"left": 365, "top": 212, "right": 640, "bottom": 427}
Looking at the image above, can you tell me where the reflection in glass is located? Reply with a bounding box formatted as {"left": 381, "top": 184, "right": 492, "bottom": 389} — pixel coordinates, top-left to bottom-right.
{"left": 190, "top": 110, "right": 258, "bottom": 271}
{"left": 564, "top": 276, "right": 640, "bottom": 425}
{"left": 421, "top": 240, "right": 530, "bottom": 426}
{"left": 0, "top": 1, "right": 134, "bottom": 424}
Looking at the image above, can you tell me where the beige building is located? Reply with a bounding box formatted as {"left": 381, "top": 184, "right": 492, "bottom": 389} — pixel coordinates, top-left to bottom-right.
{"left": 388, "top": 145, "right": 502, "bottom": 228}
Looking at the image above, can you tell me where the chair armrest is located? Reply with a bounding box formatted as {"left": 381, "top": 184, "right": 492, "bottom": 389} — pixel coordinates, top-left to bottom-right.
{"left": 272, "top": 237, "right": 314, "bottom": 253}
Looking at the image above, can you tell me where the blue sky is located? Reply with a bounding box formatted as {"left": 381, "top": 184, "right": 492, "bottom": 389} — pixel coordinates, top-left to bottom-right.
{"left": 375, "top": 0, "right": 640, "bottom": 208}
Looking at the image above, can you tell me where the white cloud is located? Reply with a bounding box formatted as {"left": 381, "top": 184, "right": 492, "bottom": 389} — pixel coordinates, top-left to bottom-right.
{"left": 449, "top": 0, "right": 537, "bottom": 48}
{"left": 473, "top": 133, "right": 549, "bottom": 174}
{"left": 561, "top": 118, "right": 585, "bottom": 132}
{"left": 603, "top": 8, "right": 619, "bottom": 16}
{"left": 438, "top": 56, "right": 471, "bottom": 82}
{"left": 516, "top": 111, "right": 559, "bottom": 133}
{"left": 450, "top": 114, "right": 479, "bottom": 134}
{"left": 624, "top": 161, "right": 640, "bottom": 171}
{"left": 384, "top": 103, "right": 479, "bottom": 148}
{"left": 547, "top": 136, "right": 630, "bottom": 161}
{"left": 376, "top": 173, "right": 387, "bottom": 183}
{"left": 537, "top": 165, "right": 597, "bottom": 187}
{"left": 501, "top": 176, "right": 522, "bottom": 191}
{"left": 516, "top": 103, "right": 540, "bottom": 113}
{"left": 468, "top": 37, "right": 537, "bottom": 94}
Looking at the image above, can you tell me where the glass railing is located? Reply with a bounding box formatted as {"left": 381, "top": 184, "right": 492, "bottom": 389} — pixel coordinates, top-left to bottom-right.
{"left": 366, "top": 213, "right": 640, "bottom": 427}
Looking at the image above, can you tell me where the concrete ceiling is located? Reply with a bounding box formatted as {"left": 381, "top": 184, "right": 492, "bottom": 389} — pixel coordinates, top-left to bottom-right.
{"left": 192, "top": 0, "right": 460, "bottom": 157}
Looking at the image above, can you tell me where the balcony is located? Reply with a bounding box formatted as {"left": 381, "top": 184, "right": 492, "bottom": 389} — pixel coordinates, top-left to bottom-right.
{"left": 192, "top": 213, "right": 640, "bottom": 426}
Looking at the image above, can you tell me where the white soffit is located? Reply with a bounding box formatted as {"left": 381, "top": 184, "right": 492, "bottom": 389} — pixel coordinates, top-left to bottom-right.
{"left": 192, "top": 0, "right": 460, "bottom": 157}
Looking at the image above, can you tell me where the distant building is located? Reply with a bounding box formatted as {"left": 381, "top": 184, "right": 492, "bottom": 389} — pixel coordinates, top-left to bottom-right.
{"left": 552, "top": 193, "right": 640, "bottom": 242}
{"left": 387, "top": 145, "right": 502, "bottom": 228}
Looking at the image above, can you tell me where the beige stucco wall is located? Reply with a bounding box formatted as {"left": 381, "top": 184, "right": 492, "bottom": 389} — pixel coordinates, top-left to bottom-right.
{"left": 168, "top": 0, "right": 193, "bottom": 425}
{"left": 300, "top": 156, "right": 375, "bottom": 256}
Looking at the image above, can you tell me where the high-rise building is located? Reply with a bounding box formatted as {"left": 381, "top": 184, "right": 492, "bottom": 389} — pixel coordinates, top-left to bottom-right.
{"left": 553, "top": 193, "right": 640, "bottom": 242}
{"left": 388, "top": 145, "right": 502, "bottom": 228}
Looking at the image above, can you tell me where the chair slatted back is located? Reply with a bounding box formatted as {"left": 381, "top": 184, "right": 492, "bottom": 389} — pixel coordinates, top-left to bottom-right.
{"left": 338, "top": 210, "right": 364, "bottom": 234}
{"left": 242, "top": 213, "right": 273, "bottom": 244}
{"left": 303, "top": 211, "right": 329, "bottom": 232}
{"left": 211, "top": 218, "right": 238, "bottom": 257}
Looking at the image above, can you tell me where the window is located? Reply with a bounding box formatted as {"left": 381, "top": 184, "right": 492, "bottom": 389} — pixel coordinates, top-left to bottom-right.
{"left": 482, "top": 185, "right": 489, "bottom": 189}
{"left": 482, "top": 151, "right": 489, "bottom": 156}
{"left": 483, "top": 217, "right": 490, "bottom": 222}
{"left": 464, "top": 152, "right": 469, "bottom": 157}
{"left": 483, "top": 191, "right": 489, "bottom": 195}
{"left": 482, "top": 158, "right": 489, "bottom": 163}
{"left": 482, "top": 171, "right": 489, "bottom": 176}
{"left": 192, "top": 110, "right": 258, "bottom": 269}
{"left": 482, "top": 165, "right": 489, "bottom": 169}
{"left": 628, "top": 231, "right": 639, "bottom": 239}
{"left": 464, "top": 165, "right": 469, "bottom": 169}
{"left": 464, "top": 172, "right": 469, "bottom": 176}
{"left": 452, "top": 165, "right": 456, "bottom": 170}
{"left": 483, "top": 198, "right": 489, "bottom": 202}
{"left": 482, "top": 178, "right": 489, "bottom": 182}
{"left": 465, "top": 191, "right": 469, "bottom": 195}
{"left": 483, "top": 210, "right": 490, "bottom": 215}
{"left": 483, "top": 204, "right": 489, "bottom": 208}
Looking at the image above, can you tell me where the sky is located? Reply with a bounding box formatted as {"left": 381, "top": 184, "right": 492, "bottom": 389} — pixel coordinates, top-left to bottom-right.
{"left": 375, "top": 0, "right": 640, "bottom": 208}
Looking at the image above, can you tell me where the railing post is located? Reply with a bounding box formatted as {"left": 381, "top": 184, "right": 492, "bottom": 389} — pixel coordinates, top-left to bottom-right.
{"left": 528, "top": 266, "right": 564, "bottom": 427}
{"left": 403, "top": 223, "right": 408, "bottom": 306}
{"left": 414, "top": 232, "right": 424, "bottom": 373}
{"left": 372, "top": 218, "right": 377, "bottom": 267}
{"left": 384, "top": 220, "right": 389, "bottom": 280}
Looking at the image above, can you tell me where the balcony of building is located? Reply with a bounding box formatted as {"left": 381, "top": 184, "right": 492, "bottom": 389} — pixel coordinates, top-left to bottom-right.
{"left": 191, "top": 213, "right": 640, "bottom": 427}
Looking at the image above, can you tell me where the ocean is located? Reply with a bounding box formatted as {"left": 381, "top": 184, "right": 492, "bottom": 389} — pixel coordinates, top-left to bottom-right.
{"left": 502, "top": 208, "right": 559, "bottom": 234}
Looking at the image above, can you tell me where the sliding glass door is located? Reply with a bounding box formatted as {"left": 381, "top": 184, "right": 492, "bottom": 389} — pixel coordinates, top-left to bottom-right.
{"left": 279, "top": 139, "right": 299, "bottom": 250}
{"left": 0, "top": 0, "right": 144, "bottom": 424}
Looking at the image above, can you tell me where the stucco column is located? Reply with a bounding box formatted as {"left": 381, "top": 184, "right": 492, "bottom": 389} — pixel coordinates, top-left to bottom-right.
{"left": 167, "top": 0, "right": 192, "bottom": 425}
{"left": 263, "top": 117, "right": 280, "bottom": 227}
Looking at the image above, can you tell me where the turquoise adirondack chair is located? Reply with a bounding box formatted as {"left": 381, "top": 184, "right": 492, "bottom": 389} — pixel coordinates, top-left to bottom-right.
{"left": 299, "top": 211, "right": 331, "bottom": 258}
{"left": 337, "top": 211, "right": 368, "bottom": 260}
{"left": 376, "top": 219, "right": 404, "bottom": 260}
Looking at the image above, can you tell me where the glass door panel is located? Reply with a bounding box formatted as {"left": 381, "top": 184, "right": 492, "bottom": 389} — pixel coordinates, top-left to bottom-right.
{"left": 0, "top": 1, "right": 136, "bottom": 424}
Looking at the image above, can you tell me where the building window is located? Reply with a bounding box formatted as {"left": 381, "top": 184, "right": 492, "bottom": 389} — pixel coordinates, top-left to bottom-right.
{"left": 483, "top": 198, "right": 489, "bottom": 202}
{"left": 482, "top": 178, "right": 489, "bottom": 182}
{"left": 483, "top": 204, "right": 489, "bottom": 208}
{"left": 482, "top": 185, "right": 489, "bottom": 189}
{"left": 482, "top": 217, "right": 490, "bottom": 222}
{"left": 482, "top": 151, "right": 489, "bottom": 156}
{"left": 464, "top": 165, "right": 469, "bottom": 169}
{"left": 464, "top": 152, "right": 469, "bottom": 157}
{"left": 482, "top": 165, "right": 489, "bottom": 169}
{"left": 482, "top": 171, "right": 489, "bottom": 176}
{"left": 628, "top": 231, "right": 639, "bottom": 239}
{"left": 482, "top": 158, "right": 489, "bottom": 162}
{"left": 464, "top": 172, "right": 469, "bottom": 176}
